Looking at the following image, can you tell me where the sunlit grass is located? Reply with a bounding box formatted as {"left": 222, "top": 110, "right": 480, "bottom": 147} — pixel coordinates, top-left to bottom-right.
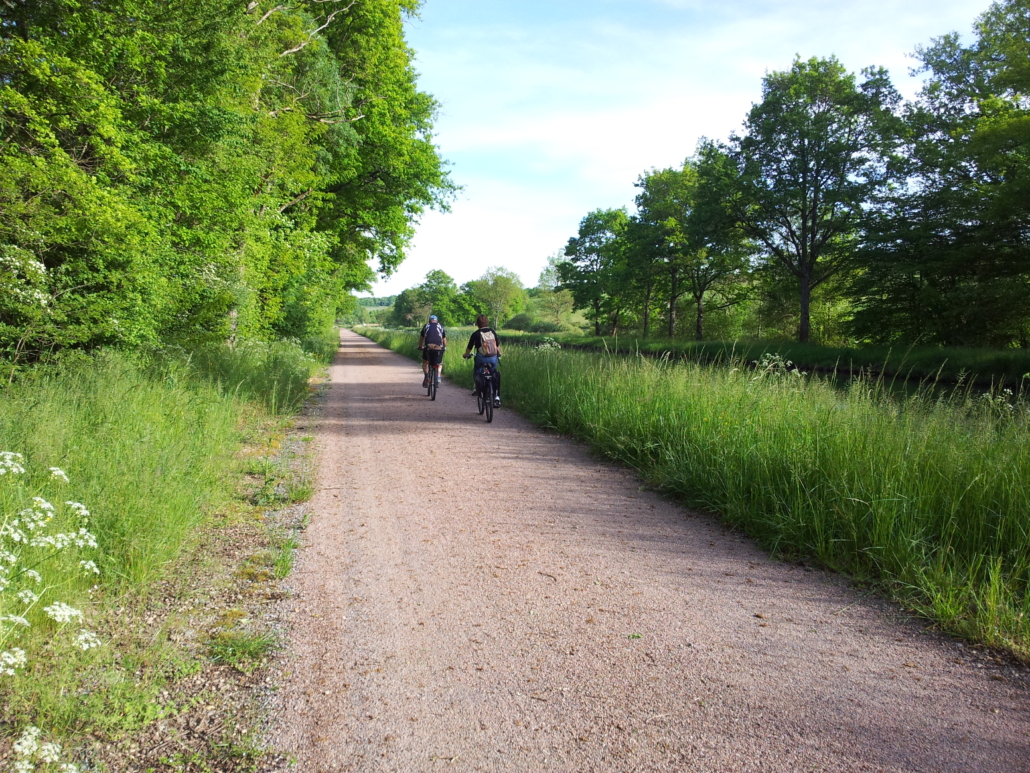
{"left": 358, "top": 326, "right": 1030, "bottom": 657}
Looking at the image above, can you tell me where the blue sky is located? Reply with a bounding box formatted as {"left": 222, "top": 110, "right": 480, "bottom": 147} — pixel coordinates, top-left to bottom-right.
{"left": 365, "top": 0, "right": 992, "bottom": 296}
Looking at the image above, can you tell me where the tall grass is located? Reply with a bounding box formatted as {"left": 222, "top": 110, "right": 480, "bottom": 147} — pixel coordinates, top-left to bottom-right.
{"left": 358, "top": 327, "right": 1030, "bottom": 656}
{"left": 493, "top": 331, "right": 1030, "bottom": 388}
{"left": 168, "top": 338, "right": 324, "bottom": 415}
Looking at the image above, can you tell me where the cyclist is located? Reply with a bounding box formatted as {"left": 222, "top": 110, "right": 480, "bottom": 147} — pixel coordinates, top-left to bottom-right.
{"left": 463, "top": 314, "right": 501, "bottom": 407}
{"left": 417, "top": 314, "right": 447, "bottom": 388}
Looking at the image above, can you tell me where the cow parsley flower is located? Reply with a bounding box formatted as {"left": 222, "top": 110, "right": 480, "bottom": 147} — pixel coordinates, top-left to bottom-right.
{"left": 0, "top": 648, "right": 27, "bottom": 675}
{"left": 48, "top": 468, "right": 69, "bottom": 483}
{"left": 37, "top": 741, "right": 61, "bottom": 764}
{"left": 43, "top": 602, "right": 82, "bottom": 624}
{"left": 0, "top": 452, "right": 26, "bottom": 475}
{"left": 65, "top": 501, "right": 90, "bottom": 520}
{"left": 74, "top": 529, "right": 97, "bottom": 549}
{"left": 74, "top": 630, "right": 101, "bottom": 651}
{"left": 59, "top": 765, "right": 81, "bottom": 773}
{"left": 16, "top": 589, "right": 38, "bottom": 605}
{"left": 1, "top": 523, "right": 28, "bottom": 543}
{"left": 79, "top": 559, "right": 100, "bottom": 575}
{"left": 23, "top": 569, "right": 41, "bottom": 584}
{"left": 12, "top": 726, "right": 40, "bottom": 756}
{"left": 2, "top": 614, "right": 30, "bottom": 628}
{"left": 31, "top": 497, "right": 55, "bottom": 512}
{"left": 0, "top": 549, "right": 17, "bottom": 564}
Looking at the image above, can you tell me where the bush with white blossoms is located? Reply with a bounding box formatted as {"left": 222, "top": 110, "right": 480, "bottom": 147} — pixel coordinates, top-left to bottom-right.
{"left": 0, "top": 454, "right": 102, "bottom": 769}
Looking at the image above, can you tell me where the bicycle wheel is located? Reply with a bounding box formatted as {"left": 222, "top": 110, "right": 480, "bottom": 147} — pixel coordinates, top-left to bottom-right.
{"left": 485, "top": 381, "right": 494, "bottom": 423}
{"left": 429, "top": 377, "right": 437, "bottom": 401}
{"left": 476, "top": 383, "right": 485, "bottom": 415}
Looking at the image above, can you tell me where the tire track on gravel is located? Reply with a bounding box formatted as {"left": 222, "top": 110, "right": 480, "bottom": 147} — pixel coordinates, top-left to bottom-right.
{"left": 270, "top": 329, "right": 1029, "bottom": 772}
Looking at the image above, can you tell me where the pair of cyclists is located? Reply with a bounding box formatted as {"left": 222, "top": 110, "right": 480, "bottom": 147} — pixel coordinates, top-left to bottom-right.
{"left": 417, "top": 313, "right": 501, "bottom": 407}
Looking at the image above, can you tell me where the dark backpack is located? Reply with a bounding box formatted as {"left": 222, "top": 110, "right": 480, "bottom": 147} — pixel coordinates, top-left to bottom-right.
{"left": 423, "top": 322, "right": 445, "bottom": 349}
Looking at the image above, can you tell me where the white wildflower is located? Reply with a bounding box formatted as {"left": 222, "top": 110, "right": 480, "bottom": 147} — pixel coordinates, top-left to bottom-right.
{"left": 1, "top": 523, "right": 28, "bottom": 543}
{"left": 24, "top": 569, "right": 41, "bottom": 583}
{"left": 74, "top": 630, "right": 101, "bottom": 651}
{"left": 0, "top": 451, "right": 26, "bottom": 475}
{"left": 0, "top": 576, "right": 8, "bottom": 591}
{"left": 74, "top": 529, "right": 97, "bottom": 549}
{"left": 43, "top": 602, "right": 82, "bottom": 624}
{"left": 16, "top": 589, "right": 38, "bottom": 604}
{"left": 18, "top": 507, "right": 50, "bottom": 531}
{"left": 0, "top": 549, "right": 17, "bottom": 564}
{"left": 38, "top": 742, "right": 62, "bottom": 764}
{"left": 59, "top": 765, "right": 80, "bottom": 773}
{"left": 31, "top": 497, "right": 55, "bottom": 512}
{"left": 29, "top": 534, "right": 59, "bottom": 549}
{"left": 79, "top": 559, "right": 100, "bottom": 575}
{"left": 13, "top": 726, "right": 41, "bottom": 757}
{"left": 0, "top": 648, "right": 27, "bottom": 675}
{"left": 2, "top": 614, "right": 30, "bottom": 628}
{"left": 64, "top": 501, "right": 90, "bottom": 519}
{"left": 49, "top": 467, "right": 70, "bottom": 483}
{"left": 13, "top": 759, "right": 33, "bottom": 773}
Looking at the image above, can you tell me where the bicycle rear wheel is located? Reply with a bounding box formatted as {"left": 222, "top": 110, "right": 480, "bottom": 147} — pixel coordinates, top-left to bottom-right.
{"left": 429, "top": 377, "right": 437, "bottom": 400}
{"left": 485, "top": 381, "right": 494, "bottom": 423}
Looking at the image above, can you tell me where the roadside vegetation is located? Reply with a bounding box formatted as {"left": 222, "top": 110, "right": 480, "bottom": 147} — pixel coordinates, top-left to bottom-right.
{"left": 358, "top": 327, "right": 1030, "bottom": 660}
{"left": 0, "top": 342, "right": 324, "bottom": 771}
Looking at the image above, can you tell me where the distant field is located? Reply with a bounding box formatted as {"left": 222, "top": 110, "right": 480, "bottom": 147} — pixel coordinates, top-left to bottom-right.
{"left": 357, "top": 325, "right": 1030, "bottom": 659}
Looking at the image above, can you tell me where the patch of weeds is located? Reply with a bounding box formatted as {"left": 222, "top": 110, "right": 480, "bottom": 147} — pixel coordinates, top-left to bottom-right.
{"left": 235, "top": 553, "right": 275, "bottom": 584}
{"left": 208, "top": 631, "right": 276, "bottom": 673}
{"left": 286, "top": 477, "right": 315, "bottom": 503}
{"left": 273, "top": 536, "right": 299, "bottom": 579}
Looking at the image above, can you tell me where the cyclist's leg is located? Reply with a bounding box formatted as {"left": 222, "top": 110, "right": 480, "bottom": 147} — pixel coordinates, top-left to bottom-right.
{"left": 431, "top": 350, "right": 443, "bottom": 383}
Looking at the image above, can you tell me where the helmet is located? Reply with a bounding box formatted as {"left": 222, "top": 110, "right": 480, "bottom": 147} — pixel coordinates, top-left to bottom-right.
{"left": 429, "top": 315, "right": 438, "bottom": 322}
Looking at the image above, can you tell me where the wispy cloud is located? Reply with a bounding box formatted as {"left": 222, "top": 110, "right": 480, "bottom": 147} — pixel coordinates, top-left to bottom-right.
{"left": 370, "top": 0, "right": 991, "bottom": 294}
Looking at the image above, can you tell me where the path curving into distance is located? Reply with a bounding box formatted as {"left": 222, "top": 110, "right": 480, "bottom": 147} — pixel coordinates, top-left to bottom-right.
{"left": 269, "top": 329, "right": 1028, "bottom": 772}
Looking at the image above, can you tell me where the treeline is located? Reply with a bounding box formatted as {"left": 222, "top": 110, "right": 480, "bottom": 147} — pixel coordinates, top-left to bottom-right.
{"left": 0, "top": 0, "right": 452, "bottom": 367}
{"left": 371, "top": 266, "right": 547, "bottom": 328}
{"left": 559, "top": 0, "right": 1029, "bottom": 347}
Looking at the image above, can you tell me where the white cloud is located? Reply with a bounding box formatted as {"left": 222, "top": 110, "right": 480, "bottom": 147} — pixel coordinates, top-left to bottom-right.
{"left": 367, "top": 0, "right": 992, "bottom": 296}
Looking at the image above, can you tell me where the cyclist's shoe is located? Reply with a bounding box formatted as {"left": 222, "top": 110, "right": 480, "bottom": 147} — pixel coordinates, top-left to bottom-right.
{"left": 494, "top": 396, "right": 501, "bottom": 407}
{"left": 435, "top": 375, "right": 442, "bottom": 386}
{"left": 422, "top": 375, "right": 430, "bottom": 388}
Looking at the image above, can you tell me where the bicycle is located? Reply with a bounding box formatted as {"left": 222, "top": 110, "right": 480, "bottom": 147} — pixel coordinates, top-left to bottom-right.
{"left": 419, "top": 347, "right": 444, "bottom": 401}
{"left": 466, "top": 356, "right": 497, "bottom": 423}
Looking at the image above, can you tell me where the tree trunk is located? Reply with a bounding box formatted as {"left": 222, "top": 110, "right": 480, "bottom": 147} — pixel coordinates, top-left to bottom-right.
{"left": 594, "top": 299, "right": 601, "bottom": 336}
{"left": 642, "top": 284, "right": 652, "bottom": 339}
{"left": 798, "top": 273, "right": 811, "bottom": 343}
{"left": 695, "top": 295, "right": 704, "bottom": 341}
{"left": 668, "top": 273, "right": 678, "bottom": 338}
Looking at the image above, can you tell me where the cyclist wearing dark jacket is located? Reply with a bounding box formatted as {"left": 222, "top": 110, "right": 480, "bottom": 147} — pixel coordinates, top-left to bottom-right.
{"left": 463, "top": 314, "right": 501, "bottom": 406}
{"left": 418, "top": 315, "right": 447, "bottom": 388}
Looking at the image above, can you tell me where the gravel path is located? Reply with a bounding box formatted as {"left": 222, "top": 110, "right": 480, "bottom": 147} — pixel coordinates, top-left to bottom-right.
{"left": 270, "top": 330, "right": 1029, "bottom": 772}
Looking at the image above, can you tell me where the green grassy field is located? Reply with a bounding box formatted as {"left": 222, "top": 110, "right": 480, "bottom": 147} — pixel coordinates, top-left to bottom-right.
{"left": 358, "top": 326, "right": 1030, "bottom": 658}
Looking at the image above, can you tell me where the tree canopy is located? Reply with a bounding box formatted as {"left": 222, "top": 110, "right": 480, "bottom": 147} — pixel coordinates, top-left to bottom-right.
{"left": 0, "top": 0, "right": 453, "bottom": 363}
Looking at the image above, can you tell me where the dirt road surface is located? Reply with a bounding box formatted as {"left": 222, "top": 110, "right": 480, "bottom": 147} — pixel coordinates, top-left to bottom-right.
{"left": 269, "top": 330, "right": 1029, "bottom": 772}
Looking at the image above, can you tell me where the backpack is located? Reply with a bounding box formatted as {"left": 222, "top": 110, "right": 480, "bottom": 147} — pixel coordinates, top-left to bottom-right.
{"left": 478, "top": 329, "right": 498, "bottom": 357}
{"left": 423, "top": 322, "right": 444, "bottom": 349}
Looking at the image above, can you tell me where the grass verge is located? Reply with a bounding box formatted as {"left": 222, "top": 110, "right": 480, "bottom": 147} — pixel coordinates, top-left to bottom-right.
{"left": 357, "top": 326, "right": 1030, "bottom": 659}
{"left": 0, "top": 338, "right": 326, "bottom": 770}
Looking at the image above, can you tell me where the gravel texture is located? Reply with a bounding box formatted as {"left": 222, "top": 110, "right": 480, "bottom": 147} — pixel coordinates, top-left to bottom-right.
{"left": 269, "top": 329, "right": 1030, "bottom": 772}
